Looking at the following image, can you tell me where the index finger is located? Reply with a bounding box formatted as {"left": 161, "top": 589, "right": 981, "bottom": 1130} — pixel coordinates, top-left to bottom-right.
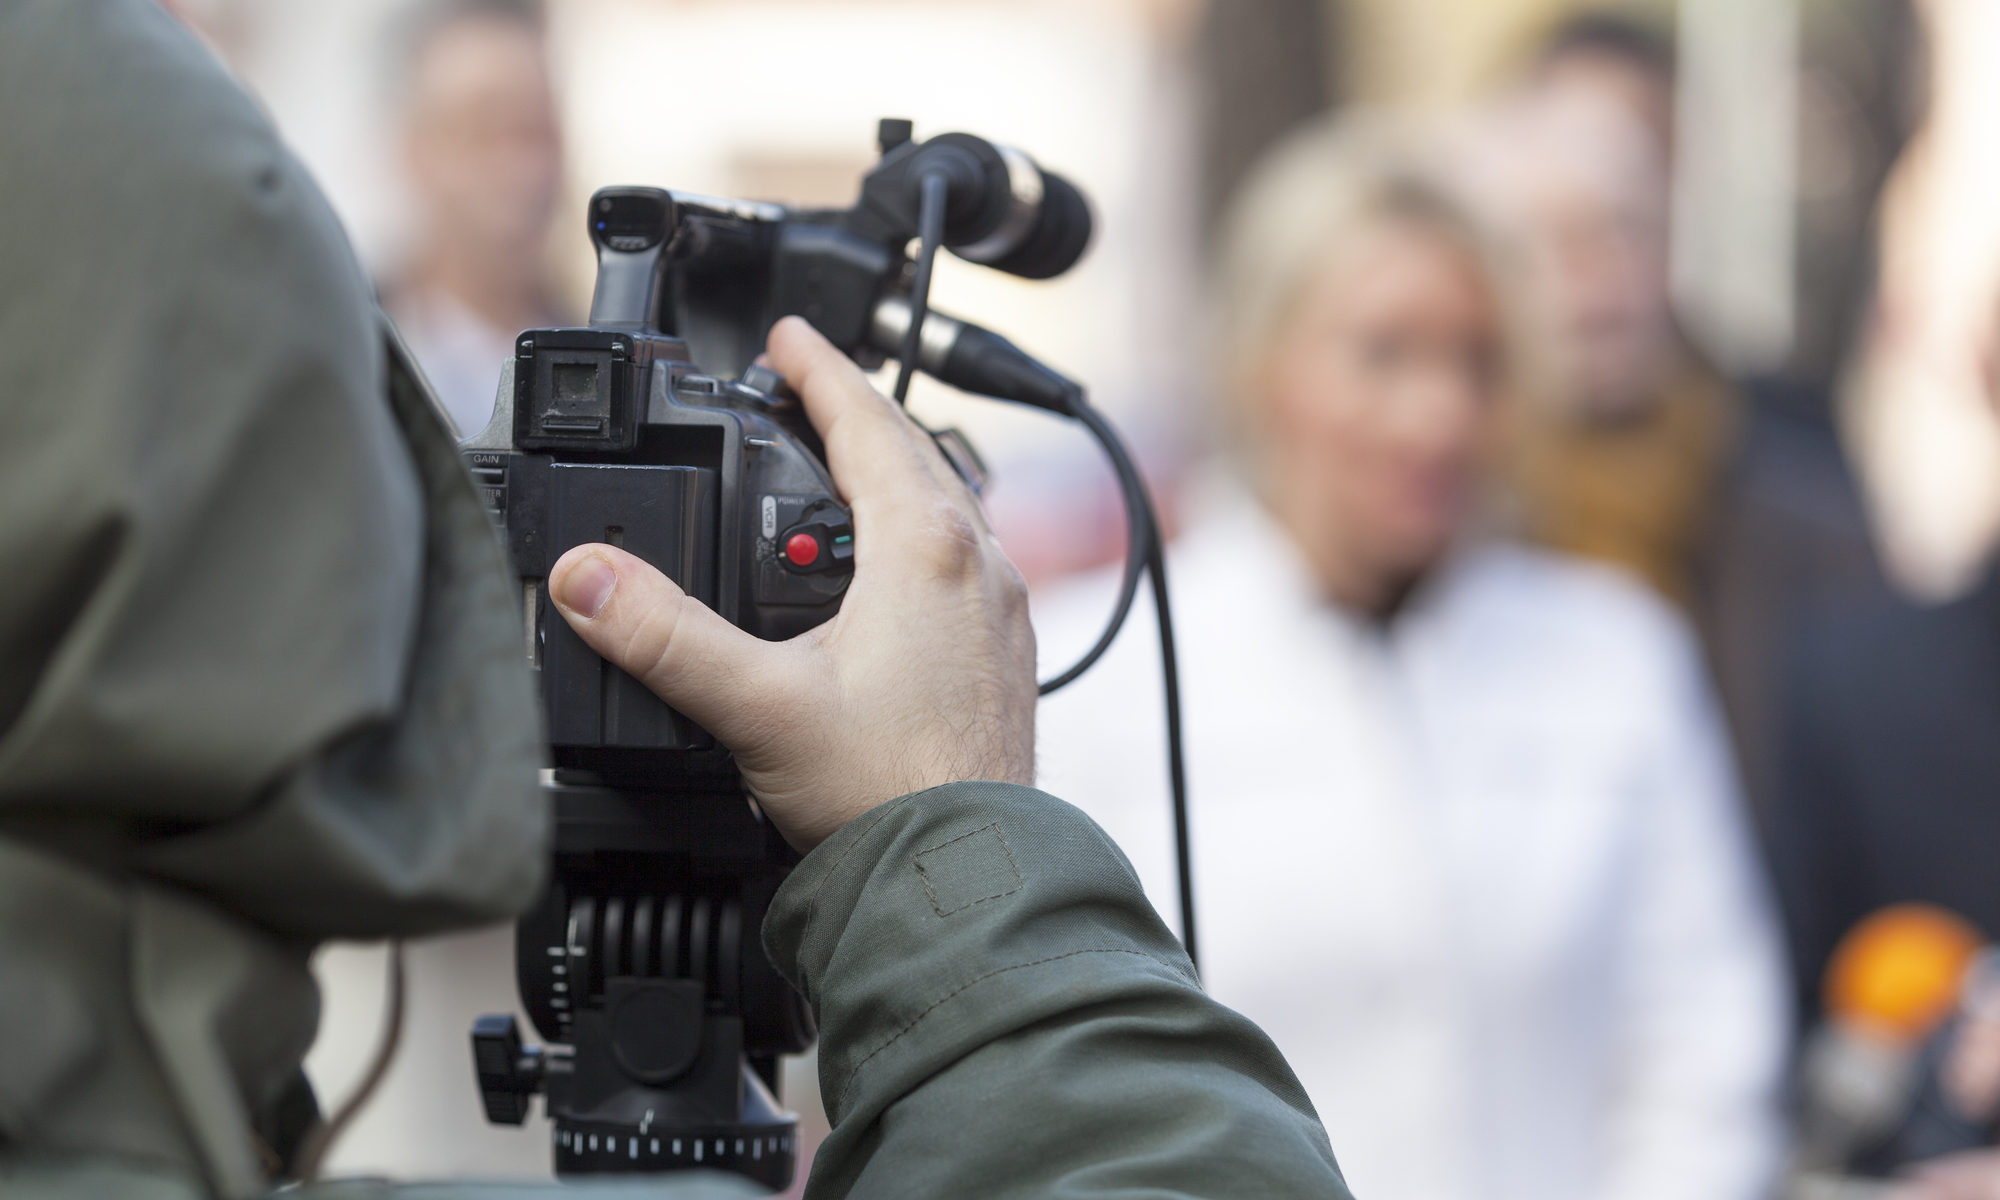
{"left": 764, "top": 316, "right": 960, "bottom": 515}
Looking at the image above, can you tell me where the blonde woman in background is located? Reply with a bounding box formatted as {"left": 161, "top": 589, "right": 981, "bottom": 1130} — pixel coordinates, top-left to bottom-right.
{"left": 1033, "top": 114, "right": 1787, "bottom": 1200}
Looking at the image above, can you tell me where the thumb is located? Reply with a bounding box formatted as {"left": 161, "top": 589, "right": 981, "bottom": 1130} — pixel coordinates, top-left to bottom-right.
{"left": 547, "top": 544, "right": 793, "bottom": 743}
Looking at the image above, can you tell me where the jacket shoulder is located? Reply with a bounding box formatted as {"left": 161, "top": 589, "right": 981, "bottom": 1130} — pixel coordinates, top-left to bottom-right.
{"left": 4, "top": 2, "right": 291, "bottom": 212}
{"left": 0, "top": 0, "right": 378, "bottom": 348}
{"left": 0, "top": 1155, "right": 207, "bottom": 1200}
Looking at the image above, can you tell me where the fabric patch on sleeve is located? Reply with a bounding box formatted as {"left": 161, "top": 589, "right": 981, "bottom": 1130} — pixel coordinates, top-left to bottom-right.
{"left": 912, "top": 823, "right": 1023, "bottom": 916}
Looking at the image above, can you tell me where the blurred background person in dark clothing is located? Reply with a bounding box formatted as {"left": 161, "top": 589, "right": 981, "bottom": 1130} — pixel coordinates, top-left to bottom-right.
{"left": 1479, "top": 11, "right": 1882, "bottom": 828}
{"left": 1768, "top": 302, "right": 2000, "bottom": 1198}
{"left": 380, "top": 0, "right": 567, "bottom": 438}
{"left": 1769, "top": 548, "right": 2000, "bottom": 1037}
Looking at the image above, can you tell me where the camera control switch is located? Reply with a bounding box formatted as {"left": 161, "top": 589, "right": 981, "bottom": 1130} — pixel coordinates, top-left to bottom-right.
{"left": 751, "top": 496, "right": 854, "bottom": 618}
{"left": 777, "top": 516, "right": 854, "bottom": 575}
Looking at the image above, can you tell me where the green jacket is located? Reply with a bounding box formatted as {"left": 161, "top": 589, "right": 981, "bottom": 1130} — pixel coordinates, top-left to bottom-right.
{"left": 0, "top": 1, "right": 1349, "bottom": 1196}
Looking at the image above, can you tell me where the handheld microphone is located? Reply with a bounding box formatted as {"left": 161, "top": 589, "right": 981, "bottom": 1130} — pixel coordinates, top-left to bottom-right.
{"left": 854, "top": 125, "right": 1094, "bottom": 281}
{"left": 1826, "top": 904, "right": 1985, "bottom": 1042}
{"left": 1796, "top": 905, "right": 1999, "bottom": 1180}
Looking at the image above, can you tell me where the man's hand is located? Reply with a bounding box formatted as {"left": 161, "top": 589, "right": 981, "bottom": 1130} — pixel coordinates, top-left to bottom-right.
{"left": 544, "top": 317, "right": 1036, "bottom": 851}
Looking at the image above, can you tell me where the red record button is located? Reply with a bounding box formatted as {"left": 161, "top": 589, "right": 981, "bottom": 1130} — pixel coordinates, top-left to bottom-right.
{"left": 784, "top": 531, "right": 820, "bottom": 568}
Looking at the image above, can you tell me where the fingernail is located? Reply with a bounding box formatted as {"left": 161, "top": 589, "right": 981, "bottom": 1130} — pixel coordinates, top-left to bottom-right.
{"left": 555, "top": 554, "right": 617, "bottom": 618}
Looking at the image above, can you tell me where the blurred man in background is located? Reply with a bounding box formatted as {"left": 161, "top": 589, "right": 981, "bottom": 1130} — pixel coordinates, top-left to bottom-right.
{"left": 1526, "top": 12, "right": 1676, "bottom": 157}
{"left": 381, "top": 0, "right": 566, "bottom": 438}
{"left": 1489, "top": 51, "right": 1716, "bottom": 604}
{"left": 1486, "top": 11, "right": 1879, "bottom": 826}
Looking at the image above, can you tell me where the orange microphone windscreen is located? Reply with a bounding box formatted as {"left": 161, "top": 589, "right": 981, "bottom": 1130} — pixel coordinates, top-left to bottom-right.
{"left": 1826, "top": 904, "right": 1986, "bottom": 1042}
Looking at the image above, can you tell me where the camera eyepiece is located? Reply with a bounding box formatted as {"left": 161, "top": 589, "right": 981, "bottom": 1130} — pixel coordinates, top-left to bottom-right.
{"left": 585, "top": 187, "right": 679, "bottom": 331}
{"left": 588, "top": 187, "right": 677, "bottom": 253}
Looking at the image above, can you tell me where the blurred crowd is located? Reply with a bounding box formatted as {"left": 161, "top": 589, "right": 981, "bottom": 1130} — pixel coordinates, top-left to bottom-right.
{"left": 168, "top": 0, "right": 2000, "bottom": 1197}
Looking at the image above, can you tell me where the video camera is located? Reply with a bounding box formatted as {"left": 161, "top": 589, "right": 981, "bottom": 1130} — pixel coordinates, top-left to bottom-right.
{"left": 457, "top": 120, "right": 1187, "bottom": 1193}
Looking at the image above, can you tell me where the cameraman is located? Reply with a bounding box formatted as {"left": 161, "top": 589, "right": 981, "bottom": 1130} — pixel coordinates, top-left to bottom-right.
{"left": 0, "top": 2, "right": 1345, "bottom": 1198}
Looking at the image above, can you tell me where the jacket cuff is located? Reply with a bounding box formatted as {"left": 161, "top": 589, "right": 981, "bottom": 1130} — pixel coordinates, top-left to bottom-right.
{"left": 761, "top": 781, "right": 1193, "bottom": 1122}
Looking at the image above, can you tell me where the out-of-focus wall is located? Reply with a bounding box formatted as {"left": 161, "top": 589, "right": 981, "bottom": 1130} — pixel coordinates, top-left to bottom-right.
{"left": 1344, "top": 0, "right": 1576, "bottom": 103}
{"left": 1673, "top": 0, "right": 1798, "bottom": 374}
{"left": 1344, "top": 0, "right": 1603, "bottom": 104}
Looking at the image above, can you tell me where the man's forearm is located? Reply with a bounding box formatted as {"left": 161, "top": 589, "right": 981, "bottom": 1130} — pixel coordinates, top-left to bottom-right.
{"left": 764, "top": 782, "right": 1349, "bottom": 1199}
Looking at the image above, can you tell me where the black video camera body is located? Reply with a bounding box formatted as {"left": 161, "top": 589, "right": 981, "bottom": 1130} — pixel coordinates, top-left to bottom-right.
{"left": 466, "top": 319, "right": 853, "bottom": 785}
{"left": 459, "top": 189, "right": 845, "bottom": 1190}
{"left": 460, "top": 124, "right": 1095, "bottom": 1191}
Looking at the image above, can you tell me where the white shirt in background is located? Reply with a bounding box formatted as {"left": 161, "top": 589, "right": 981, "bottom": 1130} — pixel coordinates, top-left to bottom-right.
{"left": 390, "top": 287, "right": 517, "bottom": 440}
{"left": 1032, "top": 488, "right": 1788, "bottom": 1200}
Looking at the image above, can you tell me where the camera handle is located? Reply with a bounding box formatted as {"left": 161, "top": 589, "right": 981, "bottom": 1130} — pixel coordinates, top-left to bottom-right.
{"left": 586, "top": 188, "right": 678, "bottom": 331}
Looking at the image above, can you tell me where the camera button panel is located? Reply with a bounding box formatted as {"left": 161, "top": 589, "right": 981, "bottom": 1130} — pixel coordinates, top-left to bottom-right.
{"left": 774, "top": 514, "right": 853, "bottom": 576}
{"left": 754, "top": 494, "right": 854, "bottom": 612}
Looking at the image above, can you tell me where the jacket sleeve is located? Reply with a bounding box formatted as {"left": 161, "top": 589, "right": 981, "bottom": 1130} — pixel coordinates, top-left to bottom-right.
{"left": 763, "top": 782, "right": 1349, "bottom": 1199}
{"left": 1596, "top": 631, "right": 1790, "bottom": 1200}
